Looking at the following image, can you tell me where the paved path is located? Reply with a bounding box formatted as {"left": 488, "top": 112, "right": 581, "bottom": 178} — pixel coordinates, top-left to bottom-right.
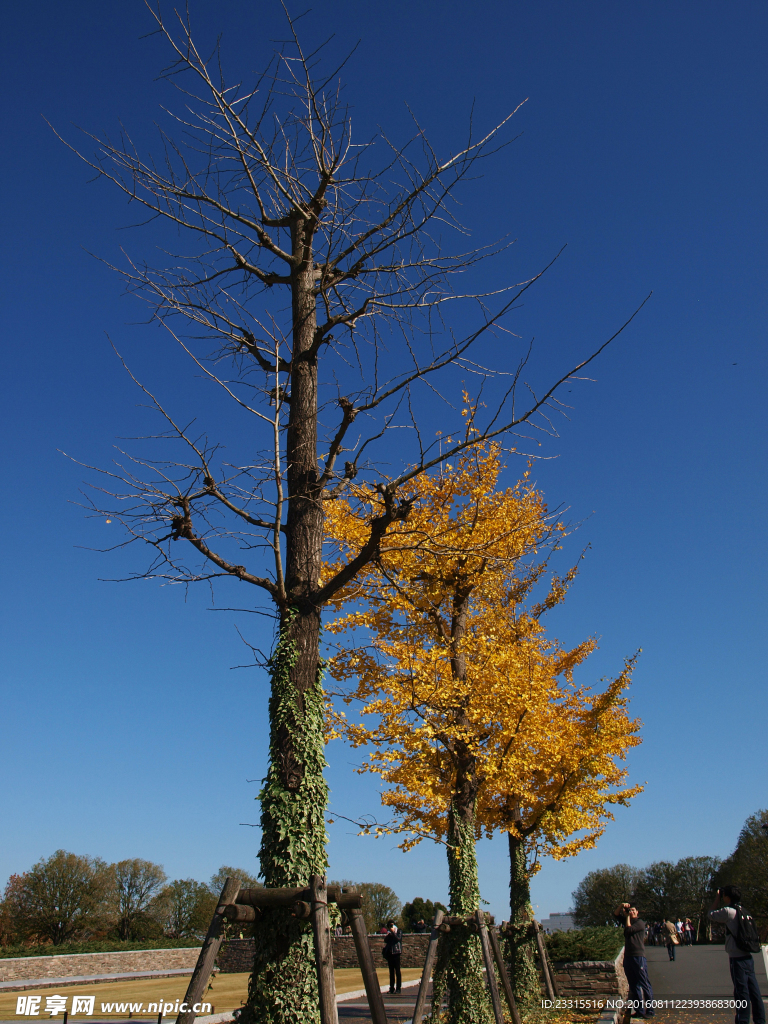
{"left": 643, "top": 944, "right": 767, "bottom": 1024}
{"left": 645, "top": 944, "right": 767, "bottom": 999}
{"left": 337, "top": 978, "right": 430, "bottom": 1023}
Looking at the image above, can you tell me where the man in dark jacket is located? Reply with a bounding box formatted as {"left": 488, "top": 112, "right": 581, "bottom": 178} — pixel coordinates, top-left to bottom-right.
{"left": 382, "top": 920, "right": 403, "bottom": 993}
{"left": 616, "top": 903, "right": 654, "bottom": 1018}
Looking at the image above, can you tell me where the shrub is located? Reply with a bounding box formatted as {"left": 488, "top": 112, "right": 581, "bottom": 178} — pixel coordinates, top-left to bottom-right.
{"left": 0, "top": 938, "right": 202, "bottom": 959}
{"left": 545, "top": 926, "right": 623, "bottom": 962}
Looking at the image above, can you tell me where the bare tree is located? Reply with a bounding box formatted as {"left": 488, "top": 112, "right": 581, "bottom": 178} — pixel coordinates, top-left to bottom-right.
{"left": 110, "top": 858, "right": 167, "bottom": 940}
{"left": 59, "top": 7, "right": 647, "bottom": 1022}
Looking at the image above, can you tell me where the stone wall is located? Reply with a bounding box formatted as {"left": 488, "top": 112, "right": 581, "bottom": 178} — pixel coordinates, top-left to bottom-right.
{"left": 0, "top": 948, "right": 201, "bottom": 984}
{"left": 331, "top": 935, "right": 430, "bottom": 970}
{"left": 550, "top": 959, "right": 620, "bottom": 999}
{"left": 0, "top": 936, "right": 628, "bottom": 1005}
{"left": 549, "top": 948, "right": 628, "bottom": 1007}
{"left": 217, "top": 935, "right": 431, "bottom": 973}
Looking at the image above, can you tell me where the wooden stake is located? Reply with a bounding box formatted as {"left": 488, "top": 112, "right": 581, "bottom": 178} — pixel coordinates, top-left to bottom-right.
{"left": 348, "top": 907, "right": 388, "bottom": 1024}
{"left": 177, "top": 876, "right": 240, "bottom": 1024}
{"left": 533, "top": 920, "right": 557, "bottom": 1000}
{"left": 487, "top": 921, "right": 522, "bottom": 1024}
{"left": 476, "top": 911, "right": 505, "bottom": 1024}
{"left": 310, "top": 874, "right": 339, "bottom": 1024}
{"left": 541, "top": 922, "right": 559, "bottom": 998}
{"left": 412, "top": 907, "right": 444, "bottom": 1024}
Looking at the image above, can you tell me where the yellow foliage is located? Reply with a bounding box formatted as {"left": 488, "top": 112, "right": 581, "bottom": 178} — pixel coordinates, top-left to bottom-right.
{"left": 323, "top": 436, "right": 643, "bottom": 860}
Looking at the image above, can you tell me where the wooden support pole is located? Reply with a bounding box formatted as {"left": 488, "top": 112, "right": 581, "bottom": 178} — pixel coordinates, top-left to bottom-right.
{"left": 533, "top": 920, "right": 557, "bottom": 1001}
{"left": 222, "top": 904, "right": 257, "bottom": 923}
{"left": 540, "top": 922, "right": 559, "bottom": 998}
{"left": 412, "top": 908, "right": 444, "bottom": 1024}
{"left": 348, "top": 907, "right": 388, "bottom": 1024}
{"left": 177, "top": 876, "right": 240, "bottom": 1024}
{"left": 487, "top": 922, "right": 522, "bottom": 1024}
{"left": 476, "top": 911, "right": 505, "bottom": 1024}
{"left": 236, "top": 885, "right": 360, "bottom": 909}
{"left": 310, "top": 874, "right": 339, "bottom": 1024}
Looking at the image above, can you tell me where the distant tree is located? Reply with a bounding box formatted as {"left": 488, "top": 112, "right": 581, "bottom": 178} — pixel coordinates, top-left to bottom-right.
{"left": 329, "top": 882, "right": 401, "bottom": 934}
{"left": 159, "top": 880, "right": 217, "bottom": 938}
{"left": 208, "top": 866, "right": 262, "bottom": 898}
{"left": 716, "top": 810, "right": 768, "bottom": 933}
{"left": 675, "top": 856, "right": 721, "bottom": 940}
{"left": 360, "top": 883, "right": 402, "bottom": 933}
{"left": 5, "top": 851, "right": 110, "bottom": 945}
{"left": 0, "top": 875, "right": 28, "bottom": 946}
{"left": 402, "top": 897, "right": 447, "bottom": 932}
{"left": 633, "top": 861, "right": 685, "bottom": 922}
{"left": 110, "top": 859, "right": 167, "bottom": 940}
{"left": 572, "top": 865, "right": 640, "bottom": 927}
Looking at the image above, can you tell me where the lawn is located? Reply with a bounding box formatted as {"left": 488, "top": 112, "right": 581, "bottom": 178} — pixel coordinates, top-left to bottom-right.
{"left": 0, "top": 968, "right": 424, "bottom": 1018}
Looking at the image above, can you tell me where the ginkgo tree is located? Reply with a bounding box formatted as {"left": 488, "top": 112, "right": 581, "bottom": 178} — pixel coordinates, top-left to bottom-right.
{"left": 482, "top": 655, "right": 642, "bottom": 1003}
{"left": 324, "top": 436, "right": 642, "bottom": 1018}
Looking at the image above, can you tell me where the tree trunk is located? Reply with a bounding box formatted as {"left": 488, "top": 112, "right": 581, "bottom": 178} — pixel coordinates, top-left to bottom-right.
{"left": 506, "top": 834, "right": 540, "bottom": 1006}
{"left": 431, "top": 797, "right": 493, "bottom": 1024}
{"left": 241, "top": 218, "right": 329, "bottom": 1024}
{"left": 430, "top": 580, "right": 493, "bottom": 1023}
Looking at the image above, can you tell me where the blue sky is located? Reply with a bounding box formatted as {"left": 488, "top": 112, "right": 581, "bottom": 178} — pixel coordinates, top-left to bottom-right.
{"left": 1, "top": 0, "right": 766, "bottom": 925}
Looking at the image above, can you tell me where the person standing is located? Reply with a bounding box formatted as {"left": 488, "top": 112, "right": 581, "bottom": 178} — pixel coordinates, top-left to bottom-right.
{"left": 616, "top": 903, "right": 655, "bottom": 1017}
{"left": 709, "top": 886, "right": 766, "bottom": 1024}
{"left": 382, "top": 920, "right": 403, "bottom": 994}
{"left": 663, "top": 919, "right": 679, "bottom": 961}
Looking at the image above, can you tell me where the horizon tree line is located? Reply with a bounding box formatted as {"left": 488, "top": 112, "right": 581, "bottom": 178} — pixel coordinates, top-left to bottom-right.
{"left": 569, "top": 809, "right": 768, "bottom": 941}
{"left": 0, "top": 851, "right": 436, "bottom": 948}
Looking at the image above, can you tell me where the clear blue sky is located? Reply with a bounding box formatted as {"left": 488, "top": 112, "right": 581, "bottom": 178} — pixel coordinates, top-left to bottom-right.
{"left": 2, "top": 1, "right": 766, "bottom": 925}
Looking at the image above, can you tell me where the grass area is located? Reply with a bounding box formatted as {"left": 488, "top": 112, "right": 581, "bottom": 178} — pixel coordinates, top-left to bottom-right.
{"left": 0, "top": 941, "right": 201, "bottom": 960}
{"left": 0, "top": 968, "right": 424, "bottom": 1018}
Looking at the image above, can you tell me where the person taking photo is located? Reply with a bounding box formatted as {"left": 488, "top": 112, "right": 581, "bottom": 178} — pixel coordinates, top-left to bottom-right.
{"left": 615, "top": 902, "right": 655, "bottom": 1018}
{"left": 382, "top": 919, "right": 403, "bottom": 994}
{"left": 709, "top": 886, "right": 765, "bottom": 1024}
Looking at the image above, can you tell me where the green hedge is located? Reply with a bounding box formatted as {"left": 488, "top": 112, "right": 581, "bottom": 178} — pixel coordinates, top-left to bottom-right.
{"left": 545, "top": 926, "right": 623, "bottom": 963}
{"left": 0, "top": 939, "right": 202, "bottom": 959}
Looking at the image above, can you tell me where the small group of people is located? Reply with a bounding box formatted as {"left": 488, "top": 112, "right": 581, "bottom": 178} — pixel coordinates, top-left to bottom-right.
{"left": 615, "top": 886, "right": 765, "bottom": 1024}
{"left": 647, "top": 918, "right": 695, "bottom": 957}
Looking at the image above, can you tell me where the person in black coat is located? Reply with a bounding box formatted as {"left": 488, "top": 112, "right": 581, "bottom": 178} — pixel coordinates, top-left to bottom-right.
{"left": 382, "top": 920, "right": 403, "bottom": 993}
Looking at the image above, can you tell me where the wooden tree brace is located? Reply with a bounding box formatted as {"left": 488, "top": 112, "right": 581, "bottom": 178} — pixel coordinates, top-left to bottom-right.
{"left": 347, "top": 907, "right": 388, "bottom": 1024}
{"left": 486, "top": 918, "right": 522, "bottom": 1024}
{"left": 533, "top": 920, "right": 558, "bottom": 1000}
{"left": 176, "top": 876, "right": 240, "bottom": 1024}
{"left": 439, "top": 914, "right": 479, "bottom": 932}
{"left": 412, "top": 908, "right": 444, "bottom": 1024}
{"left": 235, "top": 885, "right": 362, "bottom": 909}
{"left": 309, "top": 875, "right": 339, "bottom": 1024}
{"left": 476, "top": 910, "right": 505, "bottom": 1024}
{"left": 222, "top": 904, "right": 258, "bottom": 923}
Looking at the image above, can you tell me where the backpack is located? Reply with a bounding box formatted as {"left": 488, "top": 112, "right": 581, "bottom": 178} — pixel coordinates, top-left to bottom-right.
{"left": 733, "top": 905, "right": 761, "bottom": 954}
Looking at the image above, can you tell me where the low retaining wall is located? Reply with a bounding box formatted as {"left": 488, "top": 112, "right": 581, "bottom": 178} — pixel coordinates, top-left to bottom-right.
{"left": 0, "top": 937, "right": 629, "bottom": 1002}
{"left": 551, "top": 959, "right": 621, "bottom": 999}
{"left": 0, "top": 948, "right": 201, "bottom": 984}
{"left": 216, "top": 935, "right": 431, "bottom": 973}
